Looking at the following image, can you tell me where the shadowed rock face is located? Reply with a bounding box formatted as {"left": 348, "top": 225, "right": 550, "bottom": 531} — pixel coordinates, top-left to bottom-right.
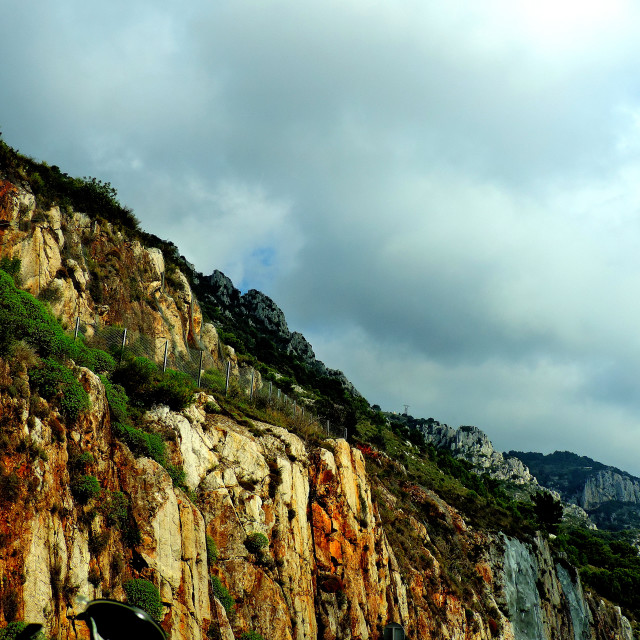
{"left": 580, "top": 470, "right": 640, "bottom": 510}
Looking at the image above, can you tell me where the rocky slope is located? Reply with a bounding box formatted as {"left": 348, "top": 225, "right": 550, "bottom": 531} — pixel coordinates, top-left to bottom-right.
{"left": 0, "top": 179, "right": 207, "bottom": 360}
{"left": 388, "top": 415, "right": 537, "bottom": 487}
{"left": 201, "top": 270, "right": 360, "bottom": 398}
{"left": 0, "top": 363, "right": 634, "bottom": 640}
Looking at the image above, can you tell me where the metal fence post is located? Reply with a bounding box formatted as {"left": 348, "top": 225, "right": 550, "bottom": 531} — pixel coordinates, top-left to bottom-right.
{"left": 197, "top": 350, "right": 204, "bottom": 387}
{"left": 225, "top": 360, "right": 231, "bottom": 395}
{"left": 119, "top": 328, "right": 128, "bottom": 364}
{"left": 163, "top": 340, "right": 169, "bottom": 372}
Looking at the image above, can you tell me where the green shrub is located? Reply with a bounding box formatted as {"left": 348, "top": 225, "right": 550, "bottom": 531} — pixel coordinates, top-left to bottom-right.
{"left": 244, "top": 532, "right": 268, "bottom": 554}
{"left": 206, "top": 535, "right": 219, "bottom": 566}
{"left": 101, "top": 377, "right": 130, "bottom": 423}
{"left": 112, "top": 423, "right": 166, "bottom": 466}
{"left": 112, "top": 357, "right": 158, "bottom": 406}
{"left": 71, "top": 474, "right": 101, "bottom": 503}
{"left": 155, "top": 370, "right": 197, "bottom": 410}
{"left": 0, "top": 271, "right": 67, "bottom": 357}
{"left": 0, "top": 258, "right": 21, "bottom": 282}
{"left": 166, "top": 465, "right": 186, "bottom": 489}
{"left": 103, "top": 490, "right": 129, "bottom": 527}
{"left": 123, "top": 578, "right": 163, "bottom": 621}
{"left": 210, "top": 575, "right": 234, "bottom": 614}
{"left": 0, "top": 622, "right": 27, "bottom": 640}
{"left": 240, "top": 633, "right": 265, "bottom": 640}
{"left": 112, "top": 357, "right": 196, "bottom": 410}
{"left": 74, "top": 347, "right": 116, "bottom": 374}
{"left": 69, "top": 451, "right": 94, "bottom": 471}
{"left": 29, "top": 358, "right": 89, "bottom": 421}
{"left": 0, "top": 270, "right": 115, "bottom": 375}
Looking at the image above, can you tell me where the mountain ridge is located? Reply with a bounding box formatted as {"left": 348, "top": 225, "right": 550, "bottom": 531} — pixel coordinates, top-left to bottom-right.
{"left": 508, "top": 450, "right": 640, "bottom": 529}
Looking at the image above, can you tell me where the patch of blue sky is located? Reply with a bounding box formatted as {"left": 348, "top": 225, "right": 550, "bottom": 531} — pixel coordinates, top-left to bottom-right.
{"left": 237, "top": 246, "right": 277, "bottom": 293}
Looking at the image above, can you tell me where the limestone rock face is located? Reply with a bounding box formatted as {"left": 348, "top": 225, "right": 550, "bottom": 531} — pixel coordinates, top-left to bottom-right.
{"left": 287, "top": 331, "right": 316, "bottom": 362}
{"left": 205, "top": 270, "right": 240, "bottom": 308}
{"left": 579, "top": 470, "right": 640, "bottom": 510}
{"left": 0, "top": 365, "right": 633, "bottom": 640}
{"left": 418, "top": 423, "right": 538, "bottom": 486}
{"left": 241, "top": 289, "right": 290, "bottom": 339}
{"left": 201, "top": 268, "right": 362, "bottom": 398}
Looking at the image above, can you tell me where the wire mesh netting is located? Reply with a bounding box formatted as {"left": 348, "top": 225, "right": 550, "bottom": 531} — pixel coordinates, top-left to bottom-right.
{"left": 71, "top": 319, "right": 347, "bottom": 440}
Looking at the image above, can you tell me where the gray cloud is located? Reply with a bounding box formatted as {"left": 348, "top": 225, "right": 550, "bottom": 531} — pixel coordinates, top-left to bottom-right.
{"left": 4, "top": 0, "right": 640, "bottom": 474}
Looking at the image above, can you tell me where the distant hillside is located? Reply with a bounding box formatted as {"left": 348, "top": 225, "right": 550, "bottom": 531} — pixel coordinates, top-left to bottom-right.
{"left": 509, "top": 450, "right": 640, "bottom": 529}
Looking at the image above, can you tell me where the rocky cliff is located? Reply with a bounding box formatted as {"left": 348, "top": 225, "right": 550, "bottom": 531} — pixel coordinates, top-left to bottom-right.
{"left": 202, "top": 271, "right": 360, "bottom": 399}
{"left": 579, "top": 470, "right": 640, "bottom": 510}
{"left": 0, "top": 364, "right": 634, "bottom": 640}
{"left": 411, "top": 421, "right": 537, "bottom": 487}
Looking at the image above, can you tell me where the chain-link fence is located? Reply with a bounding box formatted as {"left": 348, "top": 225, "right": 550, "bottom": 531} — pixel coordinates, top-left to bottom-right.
{"left": 71, "top": 318, "right": 347, "bottom": 440}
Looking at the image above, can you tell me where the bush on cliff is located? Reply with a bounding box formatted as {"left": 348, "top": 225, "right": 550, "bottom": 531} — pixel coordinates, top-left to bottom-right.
{"left": 112, "top": 422, "right": 166, "bottom": 466}
{"left": 70, "top": 474, "right": 101, "bottom": 504}
{"left": 123, "top": 578, "right": 163, "bottom": 621}
{"left": 206, "top": 535, "right": 219, "bottom": 566}
{"left": 244, "top": 532, "right": 268, "bottom": 553}
{"left": 0, "top": 258, "right": 21, "bottom": 284}
{"left": 101, "top": 377, "right": 130, "bottom": 423}
{"left": 210, "top": 575, "right": 234, "bottom": 614}
{"left": 29, "top": 358, "right": 89, "bottom": 421}
{"left": 0, "top": 622, "right": 27, "bottom": 640}
{"left": 0, "top": 269, "right": 115, "bottom": 375}
{"left": 112, "top": 356, "right": 196, "bottom": 410}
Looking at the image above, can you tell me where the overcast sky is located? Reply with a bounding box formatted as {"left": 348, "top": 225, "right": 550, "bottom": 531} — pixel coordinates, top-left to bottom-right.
{"left": 4, "top": 0, "right": 640, "bottom": 474}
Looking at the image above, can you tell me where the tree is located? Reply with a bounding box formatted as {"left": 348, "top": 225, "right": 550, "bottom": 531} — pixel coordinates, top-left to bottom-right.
{"left": 532, "top": 491, "right": 563, "bottom": 533}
